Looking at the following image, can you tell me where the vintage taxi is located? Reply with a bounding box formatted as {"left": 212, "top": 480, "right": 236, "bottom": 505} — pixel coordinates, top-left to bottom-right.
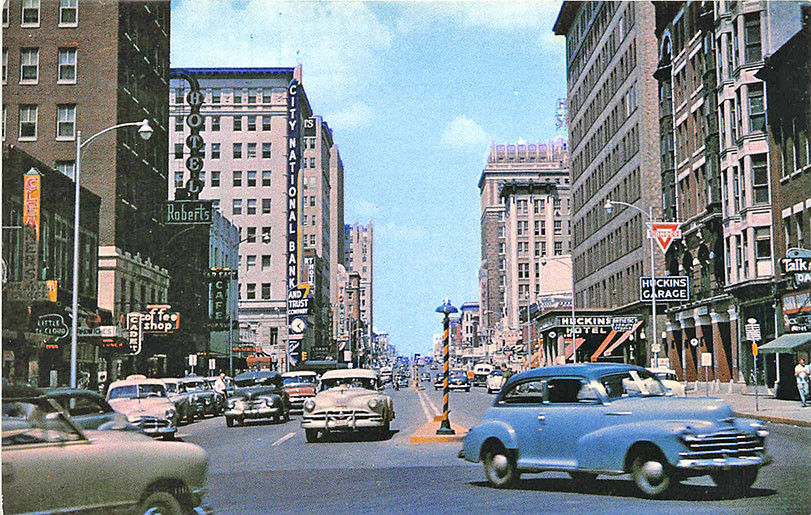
{"left": 224, "top": 371, "right": 290, "bottom": 427}
{"left": 106, "top": 375, "right": 178, "bottom": 439}
{"left": 281, "top": 370, "right": 318, "bottom": 412}
{"left": 461, "top": 364, "right": 770, "bottom": 497}
{"left": 301, "top": 369, "right": 394, "bottom": 442}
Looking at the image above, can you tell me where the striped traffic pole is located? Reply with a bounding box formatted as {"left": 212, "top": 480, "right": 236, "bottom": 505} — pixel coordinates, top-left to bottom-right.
{"left": 437, "top": 312, "right": 455, "bottom": 435}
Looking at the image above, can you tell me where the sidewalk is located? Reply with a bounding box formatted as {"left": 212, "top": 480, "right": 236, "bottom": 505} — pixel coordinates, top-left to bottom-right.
{"left": 684, "top": 382, "right": 811, "bottom": 427}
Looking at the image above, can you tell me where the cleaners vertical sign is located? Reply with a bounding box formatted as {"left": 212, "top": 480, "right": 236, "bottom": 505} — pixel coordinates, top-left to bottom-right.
{"left": 286, "top": 78, "right": 305, "bottom": 367}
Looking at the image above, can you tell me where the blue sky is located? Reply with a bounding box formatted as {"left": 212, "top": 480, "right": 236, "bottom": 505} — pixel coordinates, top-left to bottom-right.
{"left": 171, "top": 0, "right": 566, "bottom": 357}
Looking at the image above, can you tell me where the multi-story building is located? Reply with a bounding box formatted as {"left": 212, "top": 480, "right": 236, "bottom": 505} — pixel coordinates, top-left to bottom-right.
{"left": 169, "top": 66, "right": 333, "bottom": 369}
{"left": 344, "top": 222, "right": 373, "bottom": 350}
{"left": 207, "top": 208, "right": 240, "bottom": 370}
{"left": 458, "top": 302, "right": 481, "bottom": 365}
{"left": 478, "top": 140, "right": 570, "bottom": 358}
{"left": 330, "top": 145, "right": 346, "bottom": 309}
{"left": 554, "top": 1, "right": 662, "bottom": 364}
{"left": 3, "top": 0, "right": 176, "bottom": 378}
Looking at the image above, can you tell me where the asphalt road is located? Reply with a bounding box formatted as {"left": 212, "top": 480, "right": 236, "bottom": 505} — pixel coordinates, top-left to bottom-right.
{"left": 181, "top": 382, "right": 811, "bottom": 515}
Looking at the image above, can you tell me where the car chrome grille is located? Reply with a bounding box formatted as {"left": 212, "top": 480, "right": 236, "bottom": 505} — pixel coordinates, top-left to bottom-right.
{"left": 140, "top": 416, "right": 170, "bottom": 429}
{"left": 309, "top": 409, "right": 377, "bottom": 420}
{"left": 680, "top": 430, "right": 764, "bottom": 459}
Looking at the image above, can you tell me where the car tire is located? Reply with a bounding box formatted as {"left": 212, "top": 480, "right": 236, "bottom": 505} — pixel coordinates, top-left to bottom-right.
{"left": 186, "top": 410, "right": 195, "bottom": 424}
{"left": 305, "top": 428, "right": 319, "bottom": 443}
{"left": 568, "top": 471, "right": 598, "bottom": 484}
{"left": 283, "top": 409, "right": 290, "bottom": 422}
{"left": 483, "top": 443, "right": 519, "bottom": 488}
{"left": 140, "top": 490, "right": 182, "bottom": 515}
{"left": 379, "top": 421, "right": 391, "bottom": 439}
{"left": 162, "top": 432, "right": 175, "bottom": 441}
{"left": 466, "top": 387, "right": 470, "bottom": 392}
{"left": 631, "top": 452, "right": 673, "bottom": 498}
{"left": 225, "top": 416, "right": 234, "bottom": 427}
{"left": 711, "top": 466, "right": 758, "bottom": 496}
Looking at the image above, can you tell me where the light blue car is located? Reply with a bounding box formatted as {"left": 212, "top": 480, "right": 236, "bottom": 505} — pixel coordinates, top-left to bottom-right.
{"left": 460, "top": 364, "right": 771, "bottom": 497}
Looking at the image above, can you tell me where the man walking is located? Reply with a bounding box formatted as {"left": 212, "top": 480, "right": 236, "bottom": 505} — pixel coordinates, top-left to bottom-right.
{"left": 795, "top": 358, "right": 809, "bottom": 407}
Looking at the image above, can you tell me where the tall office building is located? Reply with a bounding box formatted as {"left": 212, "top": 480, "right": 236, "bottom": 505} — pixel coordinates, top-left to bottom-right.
{"left": 555, "top": 2, "right": 663, "bottom": 362}
{"left": 344, "top": 222, "right": 373, "bottom": 349}
{"left": 478, "top": 141, "right": 570, "bottom": 357}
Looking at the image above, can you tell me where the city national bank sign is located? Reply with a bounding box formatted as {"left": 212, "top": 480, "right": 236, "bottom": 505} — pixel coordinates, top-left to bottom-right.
{"left": 286, "top": 79, "right": 309, "bottom": 366}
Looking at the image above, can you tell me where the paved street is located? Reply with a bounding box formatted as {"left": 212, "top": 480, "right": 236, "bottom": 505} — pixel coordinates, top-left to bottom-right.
{"left": 180, "top": 383, "right": 811, "bottom": 514}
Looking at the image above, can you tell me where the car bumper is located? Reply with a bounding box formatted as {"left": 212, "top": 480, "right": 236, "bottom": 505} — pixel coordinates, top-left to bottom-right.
{"left": 676, "top": 454, "right": 772, "bottom": 472}
{"left": 448, "top": 383, "right": 469, "bottom": 390}
{"left": 288, "top": 396, "right": 314, "bottom": 411}
{"left": 302, "top": 412, "right": 386, "bottom": 431}
{"left": 141, "top": 425, "right": 176, "bottom": 437}
{"left": 225, "top": 406, "right": 281, "bottom": 419}
{"left": 190, "top": 487, "right": 214, "bottom": 515}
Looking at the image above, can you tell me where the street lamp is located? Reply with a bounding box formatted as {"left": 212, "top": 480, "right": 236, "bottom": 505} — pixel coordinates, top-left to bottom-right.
{"left": 70, "top": 119, "right": 152, "bottom": 388}
{"left": 540, "top": 256, "right": 577, "bottom": 364}
{"left": 435, "top": 298, "right": 458, "bottom": 435}
{"left": 604, "top": 199, "right": 659, "bottom": 367}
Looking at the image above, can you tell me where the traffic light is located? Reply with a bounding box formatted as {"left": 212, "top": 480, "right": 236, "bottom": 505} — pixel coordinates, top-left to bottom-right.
{"left": 302, "top": 352, "right": 308, "bottom": 361}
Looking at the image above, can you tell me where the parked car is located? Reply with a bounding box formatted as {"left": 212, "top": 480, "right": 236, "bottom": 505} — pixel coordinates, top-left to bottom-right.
{"left": 225, "top": 370, "right": 290, "bottom": 427}
{"left": 394, "top": 374, "right": 409, "bottom": 388}
{"left": 41, "top": 388, "right": 141, "bottom": 432}
{"left": 2, "top": 390, "right": 212, "bottom": 514}
{"left": 181, "top": 376, "right": 221, "bottom": 417}
{"left": 486, "top": 369, "right": 505, "bottom": 394}
{"left": 161, "top": 378, "right": 196, "bottom": 424}
{"left": 105, "top": 375, "right": 178, "bottom": 439}
{"left": 434, "top": 373, "right": 444, "bottom": 390}
{"left": 461, "top": 364, "right": 771, "bottom": 497}
{"left": 302, "top": 369, "right": 394, "bottom": 442}
{"left": 420, "top": 372, "right": 431, "bottom": 383}
{"left": 380, "top": 366, "right": 393, "bottom": 384}
{"left": 473, "top": 363, "right": 494, "bottom": 387}
{"left": 648, "top": 368, "right": 686, "bottom": 396}
{"left": 204, "top": 375, "right": 231, "bottom": 413}
{"left": 449, "top": 369, "right": 471, "bottom": 391}
{"left": 282, "top": 370, "right": 318, "bottom": 411}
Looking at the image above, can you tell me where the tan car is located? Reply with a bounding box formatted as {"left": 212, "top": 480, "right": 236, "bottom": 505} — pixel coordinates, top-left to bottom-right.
{"left": 106, "top": 375, "right": 178, "bottom": 439}
{"left": 301, "top": 368, "right": 394, "bottom": 442}
{"left": 1, "top": 389, "right": 212, "bottom": 514}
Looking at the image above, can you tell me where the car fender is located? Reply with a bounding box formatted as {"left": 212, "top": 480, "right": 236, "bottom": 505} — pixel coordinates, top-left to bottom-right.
{"left": 462, "top": 420, "right": 518, "bottom": 463}
{"left": 576, "top": 419, "right": 699, "bottom": 471}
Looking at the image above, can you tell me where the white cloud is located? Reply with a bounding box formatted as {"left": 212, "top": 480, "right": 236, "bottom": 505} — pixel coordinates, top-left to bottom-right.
{"left": 349, "top": 199, "right": 380, "bottom": 220}
{"left": 326, "top": 102, "right": 374, "bottom": 131}
{"left": 440, "top": 115, "right": 491, "bottom": 153}
{"left": 379, "top": 222, "right": 429, "bottom": 242}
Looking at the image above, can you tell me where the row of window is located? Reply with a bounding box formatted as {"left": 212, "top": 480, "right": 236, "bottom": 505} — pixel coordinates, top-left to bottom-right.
{"left": 231, "top": 198, "right": 272, "bottom": 216}
{"left": 173, "top": 142, "right": 272, "bottom": 160}
{"left": 719, "top": 154, "right": 769, "bottom": 218}
{"left": 4, "top": 0, "right": 77, "bottom": 28}
{"left": 578, "top": 261, "right": 645, "bottom": 310}
{"left": 174, "top": 87, "right": 274, "bottom": 106}
{"left": 173, "top": 114, "right": 271, "bottom": 132}
{"left": 3, "top": 47, "right": 77, "bottom": 84}
{"left": 575, "top": 213, "right": 644, "bottom": 281}
{"left": 724, "top": 227, "right": 772, "bottom": 286}
{"left": 239, "top": 282, "right": 273, "bottom": 300}
{"left": 5, "top": 103, "right": 75, "bottom": 141}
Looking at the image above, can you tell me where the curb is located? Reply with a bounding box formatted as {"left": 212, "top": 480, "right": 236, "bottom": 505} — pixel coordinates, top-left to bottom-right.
{"left": 408, "top": 418, "right": 468, "bottom": 443}
{"left": 733, "top": 411, "right": 811, "bottom": 428}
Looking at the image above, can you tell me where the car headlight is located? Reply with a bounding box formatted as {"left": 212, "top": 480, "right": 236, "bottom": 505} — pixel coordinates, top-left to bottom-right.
{"left": 678, "top": 427, "right": 697, "bottom": 442}
{"left": 304, "top": 399, "right": 316, "bottom": 412}
{"left": 190, "top": 394, "right": 198, "bottom": 402}
{"left": 367, "top": 398, "right": 379, "bottom": 410}
{"left": 165, "top": 408, "right": 176, "bottom": 419}
{"left": 265, "top": 398, "right": 275, "bottom": 407}
{"left": 751, "top": 421, "right": 769, "bottom": 438}
{"left": 127, "top": 415, "right": 142, "bottom": 424}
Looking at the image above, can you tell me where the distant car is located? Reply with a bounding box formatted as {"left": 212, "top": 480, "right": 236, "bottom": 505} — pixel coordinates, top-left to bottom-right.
{"left": 486, "top": 369, "right": 505, "bottom": 394}
{"left": 106, "top": 375, "right": 177, "bottom": 439}
{"left": 449, "top": 370, "right": 471, "bottom": 392}
{"left": 225, "top": 371, "right": 290, "bottom": 427}
{"left": 302, "top": 369, "right": 394, "bottom": 442}
{"left": 395, "top": 374, "right": 409, "bottom": 388}
{"left": 161, "top": 378, "right": 195, "bottom": 424}
{"left": 282, "top": 371, "right": 318, "bottom": 411}
{"left": 181, "top": 376, "right": 221, "bottom": 417}
{"left": 648, "top": 368, "right": 686, "bottom": 396}
{"left": 473, "top": 363, "right": 494, "bottom": 387}
{"left": 461, "top": 364, "right": 771, "bottom": 497}
{"left": 2, "top": 391, "right": 212, "bottom": 514}
{"left": 420, "top": 372, "right": 431, "bottom": 383}
{"left": 434, "top": 373, "right": 444, "bottom": 390}
{"left": 41, "top": 388, "right": 140, "bottom": 432}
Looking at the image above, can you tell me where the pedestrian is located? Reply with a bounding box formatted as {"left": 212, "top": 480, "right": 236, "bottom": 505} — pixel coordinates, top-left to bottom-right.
{"left": 501, "top": 364, "right": 513, "bottom": 382}
{"left": 795, "top": 358, "right": 809, "bottom": 407}
{"left": 214, "top": 372, "right": 228, "bottom": 400}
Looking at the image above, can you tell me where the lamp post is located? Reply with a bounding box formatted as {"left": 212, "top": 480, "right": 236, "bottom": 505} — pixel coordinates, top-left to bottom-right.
{"left": 540, "top": 256, "right": 577, "bottom": 364}
{"left": 70, "top": 119, "right": 152, "bottom": 388}
{"left": 604, "top": 199, "right": 658, "bottom": 367}
{"left": 436, "top": 298, "right": 458, "bottom": 435}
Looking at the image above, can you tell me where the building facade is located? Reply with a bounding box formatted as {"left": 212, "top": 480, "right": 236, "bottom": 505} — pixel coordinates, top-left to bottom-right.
{"left": 207, "top": 208, "right": 240, "bottom": 369}
{"left": 344, "top": 222, "right": 374, "bottom": 353}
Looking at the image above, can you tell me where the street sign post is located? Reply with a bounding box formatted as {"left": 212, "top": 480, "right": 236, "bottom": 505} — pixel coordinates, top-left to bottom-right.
{"left": 701, "top": 352, "right": 712, "bottom": 396}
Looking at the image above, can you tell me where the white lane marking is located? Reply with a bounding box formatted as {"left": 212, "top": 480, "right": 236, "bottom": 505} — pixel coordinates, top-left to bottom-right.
{"left": 271, "top": 432, "right": 296, "bottom": 446}
{"left": 416, "top": 389, "right": 433, "bottom": 422}
{"left": 423, "top": 390, "right": 440, "bottom": 416}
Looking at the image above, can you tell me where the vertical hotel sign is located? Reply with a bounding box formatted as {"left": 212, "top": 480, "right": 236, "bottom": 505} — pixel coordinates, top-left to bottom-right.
{"left": 286, "top": 78, "right": 304, "bottom": 366}
{"left": 22, "top": 169, "right": 42, "bottom": 281}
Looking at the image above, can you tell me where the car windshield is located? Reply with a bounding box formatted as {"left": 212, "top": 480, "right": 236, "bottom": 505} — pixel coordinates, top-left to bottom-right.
{"left": 184, "top": 380, "right": 210, "bottom": 390}
{"left": 320, "top": 377, "right": 377, "bottom": 391}
{"left": 2, "top": 399, "right": 84, "bottom": 446}
{"left": 108, "top": 384, "right": 167, "bottom": 399}
{"left": 283, "top": 375, "right": 317, "bottom": 386}
{"left": 490, "top": 370, "right": 503, "bottom": 377}
{"left": 599, "top": 370, "right": 668, "bottom": 399}
{"left": 234, "top": 375, "right": 279, "bottom": 387}
{"left": 164, "top": 383, "right": 178, "bottom": 393}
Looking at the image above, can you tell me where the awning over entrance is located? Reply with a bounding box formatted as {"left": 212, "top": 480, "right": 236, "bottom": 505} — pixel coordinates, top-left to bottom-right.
{"left": 758, "top": 333, "right": 811, "bottom": 354}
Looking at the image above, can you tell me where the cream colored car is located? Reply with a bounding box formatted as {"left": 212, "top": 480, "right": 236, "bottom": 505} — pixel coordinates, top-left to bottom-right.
{"left": 301, "top": 369, "right": 394, "bottom": 442}
{"left": 1, "top": 392, "right": 212, "bottom": 515}
{"left": 106, "top": 375, "right": 178, "bottom": 439}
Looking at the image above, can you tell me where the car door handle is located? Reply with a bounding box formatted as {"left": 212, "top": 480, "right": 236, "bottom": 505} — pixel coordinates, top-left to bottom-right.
{"left": 605, "top": 411, "right": 632, "bottom": 416}
{"left": 537, "top": 414, "right": 546, "bottom": 424}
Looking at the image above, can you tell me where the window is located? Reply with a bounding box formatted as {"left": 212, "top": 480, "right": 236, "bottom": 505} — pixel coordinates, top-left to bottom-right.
{"left": 59, "top": 0, "right": 77, "bottom": 25}
{"left": 57, "top": 48, "right": 76, "bottom": 83}
{"left": 554, "top": 242, "right": 563, "bottom": 255}
{"left": 262, "top": 170, "right": 271, "bottom": 187}
{"left": 247, "top": 115, "right": 257, "bottom": 131}
{"left": 744, "top": 13, "right": 761, "bottom": 63}
{"left": 310, "top": 234, "right": 316, "bottom": 246}
{"left": 233, "top": 143, "right": 242, "bottom": 159}
{"left": 261, "top": 283, "right": 271, "bottom": 299}
{"left": 518, "top": 263, "right": 529, "bottom": 279}
{"left": 248, "top": 89, "right": 257, "bottom": 104}
{"left": 232, "top": 199, "right": 242, "bottom": 215}
{"left": 18, "top": 105, "right": 37, "bottom": 139}
{"left": 246, "top": 227, "right": 256, "bottom": 243}
{"left": 210, "top": 142, "right": 220, "bottom": 159}
{"left": 174, "top": 88, "right": 184, "bottom": 105}
{"left": 246, "top": 283, "right": 256, "bottom": 299}
{"left": 246, "top": 170, "right": 256, "bottom": 187}
{"left": 211, "top": 171, "right": 220, "bottom": 187}
{"left": 233, "top": 116, "right": 242, "bottom": 131}
{"left": 20, "top": 48, "right": 38, "bottom": 83}
{"left": 22, "top": 0, "right": 39, "bottom": 25}
{"left": 247, "top": 143, "right": 257, "bottom": 158}
{"left": 56, "top": 104, "right": 75, "bottom": 139}
{"left": 755, "top": 227, "right": 771, "bottom": 262}
{"left": 174, "top": 171, "right": 184, "bottom": 188}
{"left": 233, "top": 89, "right": 242, "bottom": 104}
{"left": 553, "top": 220, "right": 562, "bottom": 235}
{"left": 55, "top": 160, "right": 75, "bottom": 179}
{"left": 231, "top": 170, "right": 242, "bottom": 187}
{"left": 247, "top": 199, "right": 257, "bottom": 215}
{"left": 261, "top": 255, "right": 271, "bottom": 270}
{"left": 541, "top": 241, "right": 547, "bottom": 256}
{"left": 747, "top": 84, "right": 764, "bottom": 132}
{"left": 517, "top": 221, "right": 528, "bottom": 236}
{"left": 2, "top": 0, "right": 7, "bottom": 26}
{"left": 263, "top": 89, "right": 272, "bottom": 103}
{"left": 752, "top": 154, "right": 768, "bottom": 204}
{"left": 262, "top": 142, "right": 271, "bottom": 159}
{"left": 211, "top": 116, "right": 220, "bottom": 131}
{"left": 309, "top": 196, "right": 316, "bottom": 207}
{"left": 500, "top": 379, "right": 544, "bottom": 404}
{"left": 174, "top": 143, "right": 183, "bottom": 159}
{"left": 261, "top": 227, "right": 271, "bottom": 241}
{"left": 2, "top": 48, "right": 6, "bottom": 82}
{"left": 309, "top": 157, "right": 316, "bottom": 168}
{"left": 718, "top": 104, "right": 726, "bottom": 148}
{"left": 211, "top": 88, "right": 221, "bottom": 104}
{"left": 174, "top": 115, "right": 183, "bottom": 132}
{"left": 262, "top": 116, "right": 271, "bottom": 131}
{"left": 262, "top": 198, "right": 271, "bottom": 214}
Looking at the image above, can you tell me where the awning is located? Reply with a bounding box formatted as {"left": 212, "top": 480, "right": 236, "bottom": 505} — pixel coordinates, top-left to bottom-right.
{"left": 757, "top": 333, "right": 811, "bottom": 354}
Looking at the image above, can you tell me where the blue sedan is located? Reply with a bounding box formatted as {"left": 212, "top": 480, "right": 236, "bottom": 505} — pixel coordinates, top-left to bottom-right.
{"left": 461, "top": 364, "right": 770, "bottom": 497}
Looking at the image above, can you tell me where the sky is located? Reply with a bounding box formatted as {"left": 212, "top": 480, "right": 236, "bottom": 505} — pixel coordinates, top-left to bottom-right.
{"left": 171, "top": 0, "right": 567, "bottom": 358}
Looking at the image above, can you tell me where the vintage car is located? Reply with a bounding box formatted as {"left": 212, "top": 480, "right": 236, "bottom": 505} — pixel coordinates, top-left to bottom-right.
{"left": 41, "top": 388, "right": 141, "bottom": 432}
{"left": 2, "top": 389, "right": 212, "bottom": 515}
{"left": 181, "top": 376, "right": 221, "bottom": 417}
{"left": 282, "top": 371, "right": 318, "bottom": 411}
{"left": 434, "top": 373, "right": 444, "bottom": 390}
{"left": 473, "top": 363, "right": 494, "bottom": 387}
{"left": 461, "top": 364, "right": 771, "bottom": 497}
{"left": 486, "top": 369, "right": 505, "bottom": 394}
{"left": 161, "top": 378, "right": 196, "bottom": 424}
{"left": 648, "top": 367, "right": 686, "bottom": 396}
{"left": 106, "top": 375, "right": 178, "bottom": 439}
{"left": 302, "top": 369, "right": 394, "bottom": 442}
{"left": 225, "top": 370, "right": 290, "bottom": 427}
{"left": 448, "top": 369, "right": 471, "bottom": 391}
